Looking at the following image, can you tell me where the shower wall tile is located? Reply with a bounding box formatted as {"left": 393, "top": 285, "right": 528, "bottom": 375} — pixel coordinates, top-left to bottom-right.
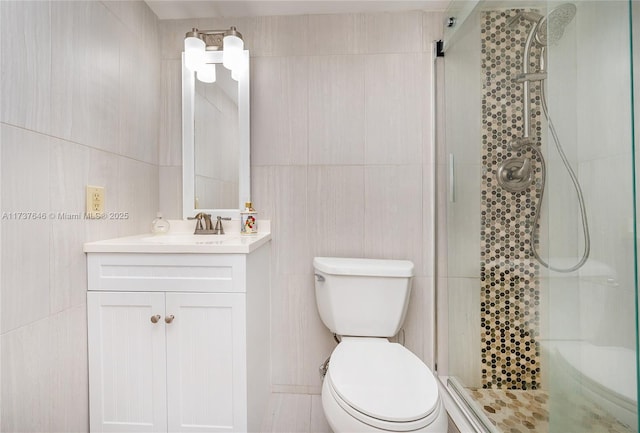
{"left": 308, "top": 55, "right": 365, "bottom": 165}
{"left": 0, "top": 0, "right": 51, "bottom": 134}
{"left": 447, "top": 277, "right": 482, "bottom": 388}
{"left": 480, "top": 10, "right": 541, "bottom": 389}
{"left": 447, "top": 163, "right": 481, "bottom": 278}
{"left": 252, "top": 56, "right": 309, "bottom": 166}
{"left": 364, "top": 53, "right": 423, "bottom": 165}
{"left": 576, "top": 1, "right": 631, "bottom": 162}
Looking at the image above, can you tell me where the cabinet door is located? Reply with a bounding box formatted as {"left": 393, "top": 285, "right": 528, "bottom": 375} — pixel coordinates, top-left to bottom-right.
{"left": 165, "top": 293, "right": 247, "bottom": 432}
{"left": 88, "top": 292, "right": 167, "bottom": 432}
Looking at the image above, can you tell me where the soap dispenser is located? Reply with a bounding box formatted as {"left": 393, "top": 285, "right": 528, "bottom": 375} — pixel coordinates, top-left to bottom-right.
{"left": 240, "top": 201, "right": 258, "bottom": 235}
{"left": 151, "top": 212, "right": 170, "bottom": 235}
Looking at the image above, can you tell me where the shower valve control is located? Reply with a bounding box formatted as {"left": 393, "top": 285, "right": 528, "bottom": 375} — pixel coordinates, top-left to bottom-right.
{"left": 497, "top": 157, "right": 534, "bottom": 192}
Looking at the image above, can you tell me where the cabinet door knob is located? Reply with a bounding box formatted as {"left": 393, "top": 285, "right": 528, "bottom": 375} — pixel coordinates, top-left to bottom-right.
{"left": 150, "top": 314, "right": 161, "bottom": 323}
{"left": 165, "top": 315, "right": 175, "bottom": 324}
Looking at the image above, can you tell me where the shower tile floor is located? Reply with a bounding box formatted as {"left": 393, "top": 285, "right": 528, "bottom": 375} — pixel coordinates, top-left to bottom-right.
{"left": 468, "top": 388, "right": 633, "bottom": 433}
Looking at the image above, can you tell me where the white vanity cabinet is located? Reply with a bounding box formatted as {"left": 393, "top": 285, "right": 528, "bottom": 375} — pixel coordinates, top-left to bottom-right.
{"left": 86, "top": 241, "right": 270, "bottom": 433}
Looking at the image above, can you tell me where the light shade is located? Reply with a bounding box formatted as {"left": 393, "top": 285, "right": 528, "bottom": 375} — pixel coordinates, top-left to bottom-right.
{"left": 222, "top": 34, "right": 243, "bottom": 71}
{"left": 184, "top": 36, "right": 205, "bottom": 71}
{"left": 230, "top": 52, "right": 247, "bottom": 81}
{"left": 197, "top": 63, "right": 216, "bottom": 83}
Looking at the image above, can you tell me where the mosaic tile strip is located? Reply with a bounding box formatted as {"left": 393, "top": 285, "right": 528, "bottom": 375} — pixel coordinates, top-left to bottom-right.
{"left": 480, "top": 9, "right": 543, "bottom": 389}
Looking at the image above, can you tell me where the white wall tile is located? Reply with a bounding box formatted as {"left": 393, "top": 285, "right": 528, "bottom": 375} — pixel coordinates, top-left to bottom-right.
{"left": 270, "top": 274, "right": 308, "bottom": 387}
{"left": 364, "top": 53, "right": 423, "bottom": 165}
{"left": 49, "top": 138, "right": 89, "bottom": 314}
{"left": 48, "top": 304, "right": 89, "bottom": 432}
{"left": 157, "top": 8, "right": 444, "bottom": 393}
{"left": 160, "top": 59, "right": 183, "bottom": 166}
{"left": 253, "top": 15, "right": 309, "bottom": 57}
{"left": 307, "top": 14, "right": 365, "bottom": 55}
{"left": 0, "top": 0, "right": 51, "bottom": 133}
{"left": 307, "top": 166, "right": 365, "bottom": 258}
{"left": 51, "top": 1, "right": 121, "bottom": 153}
{"left": 308, "top": 55, "right": 365, "bottom": 165}
{"left": 400, "top": 276, "right": 426, "bottom": 362}
{"left": 2, "top": 2, "right": 161, "bottom": 430}
{"left": 159, "top": 165, "right": 183, "bottom": 219}
{"left": 116, "top": 158, "right": 159, "bottom": 236}
{"left": 360, "top": 11, "right": 423, "bottom": 54}
{"left": 160, "top": 18, "right": 200, "bottom": 60}
{"left": 1, "top": 305, "right": 88, "bottom": 433}
{"left": 266, "top": 166, "right": 312, "bottom": 276}
{"left": 1, "top": 313, "right": 53, "bottom": 432}
{"left": 364, "top": 165, "right": 424, "bottom": 274}
{"left": 1, "top": 125, "right": 51, "bottom": 333}
{"left": 252, "top": 56, "right": 309, "bottom": 166}
{"left": 422, "top": 11, "right": 444, "bottom": 52}
{"left": 309, "top": 394, "right": 331, "bottom": 433}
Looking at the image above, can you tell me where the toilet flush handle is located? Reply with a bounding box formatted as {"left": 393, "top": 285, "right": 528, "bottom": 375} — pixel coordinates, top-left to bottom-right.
{"left": 314, "top": 273, "right": 325, "bottom": 282}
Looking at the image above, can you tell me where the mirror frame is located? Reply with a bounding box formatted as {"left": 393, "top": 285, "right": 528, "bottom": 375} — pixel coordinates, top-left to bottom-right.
{"left": 182, "top": 50, "right": 250, "bottom": 219}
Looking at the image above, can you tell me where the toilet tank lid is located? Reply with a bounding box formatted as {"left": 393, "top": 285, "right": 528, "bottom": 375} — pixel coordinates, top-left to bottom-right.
{"left": 313, "top": 257, "right": 414, "bottom": 277}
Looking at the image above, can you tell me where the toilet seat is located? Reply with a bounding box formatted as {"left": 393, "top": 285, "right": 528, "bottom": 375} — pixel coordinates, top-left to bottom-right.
{"left": 326, "top": 338, "right": 440, "bottom": 431}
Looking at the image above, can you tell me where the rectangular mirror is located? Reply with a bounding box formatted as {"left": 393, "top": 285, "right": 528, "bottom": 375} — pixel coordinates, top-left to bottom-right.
{"left": 182, "top": 50, "right": 250, "bottom": 219}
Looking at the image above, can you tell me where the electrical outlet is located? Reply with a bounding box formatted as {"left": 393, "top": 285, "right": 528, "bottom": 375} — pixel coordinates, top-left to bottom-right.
{"left": 86, "top": 186, "right": 105, "bottom": 217}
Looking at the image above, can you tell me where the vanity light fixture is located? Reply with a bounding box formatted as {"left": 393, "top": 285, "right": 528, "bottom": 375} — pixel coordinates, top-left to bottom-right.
{"left": 183, "top": 26, "right": 245, "bottom": 83}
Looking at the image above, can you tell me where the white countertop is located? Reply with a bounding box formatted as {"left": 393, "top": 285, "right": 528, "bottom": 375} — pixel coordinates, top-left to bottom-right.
{"left": 84, "top": 220, "right": 271, "bottom": 254}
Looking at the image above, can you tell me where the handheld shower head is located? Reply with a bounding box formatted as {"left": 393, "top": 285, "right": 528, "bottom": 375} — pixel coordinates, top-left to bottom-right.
{"left": 534, "top": 3, "right": 577, "bottom": 46}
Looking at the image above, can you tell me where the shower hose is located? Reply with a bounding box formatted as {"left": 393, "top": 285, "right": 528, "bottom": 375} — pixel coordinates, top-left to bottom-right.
{"left": 527, "top": 83, "right": 591, "bottom": 273}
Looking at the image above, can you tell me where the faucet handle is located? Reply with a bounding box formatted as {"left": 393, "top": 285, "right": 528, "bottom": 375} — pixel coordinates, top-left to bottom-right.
{"left": 214, "top": 216, "right": 232, "bottom": 235}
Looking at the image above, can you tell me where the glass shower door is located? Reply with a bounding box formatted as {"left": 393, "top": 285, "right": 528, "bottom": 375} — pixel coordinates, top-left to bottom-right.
{"left": 441, "top": 1, "right": 639, "bottom": 432}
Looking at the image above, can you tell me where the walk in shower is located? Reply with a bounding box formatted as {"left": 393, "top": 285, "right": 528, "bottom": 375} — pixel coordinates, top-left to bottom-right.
{"left": 439, "top": 1, "right": 639, "bottom": 432}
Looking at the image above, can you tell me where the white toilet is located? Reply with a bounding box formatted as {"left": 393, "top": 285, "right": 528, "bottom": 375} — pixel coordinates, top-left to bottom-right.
{"left": 313, "top": 257, "right": 448, "bottom": 433}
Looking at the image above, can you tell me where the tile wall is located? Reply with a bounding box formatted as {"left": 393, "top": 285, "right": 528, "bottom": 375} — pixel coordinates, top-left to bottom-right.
{"left": 159, "top": 11, "right": 444, "bottom": 393}
{"left": 0, "top": 1, "right": 160, "bottom": 431}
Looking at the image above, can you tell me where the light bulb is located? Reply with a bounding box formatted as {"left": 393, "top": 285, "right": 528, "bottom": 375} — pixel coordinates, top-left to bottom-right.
{"left": 197, "top": 63, "right": 216, "bottom": 83}
{"left": 184, "top": 36, "right": 205, "bottom": 71}
{"left": 222, "top": 34, "right": 243, "bottom": 71}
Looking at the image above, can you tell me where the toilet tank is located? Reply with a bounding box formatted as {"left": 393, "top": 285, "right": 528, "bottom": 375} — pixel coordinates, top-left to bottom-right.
{"left": 313, "top": 257, "right": 414, "bottom": 337}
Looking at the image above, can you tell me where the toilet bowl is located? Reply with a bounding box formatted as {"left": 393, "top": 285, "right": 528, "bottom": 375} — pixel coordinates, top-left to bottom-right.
{"left": 313, "top": 257, "right": 448, "bottom": 433}
{"left": 322, "top": 338, "right": 447, "bottom": 432}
